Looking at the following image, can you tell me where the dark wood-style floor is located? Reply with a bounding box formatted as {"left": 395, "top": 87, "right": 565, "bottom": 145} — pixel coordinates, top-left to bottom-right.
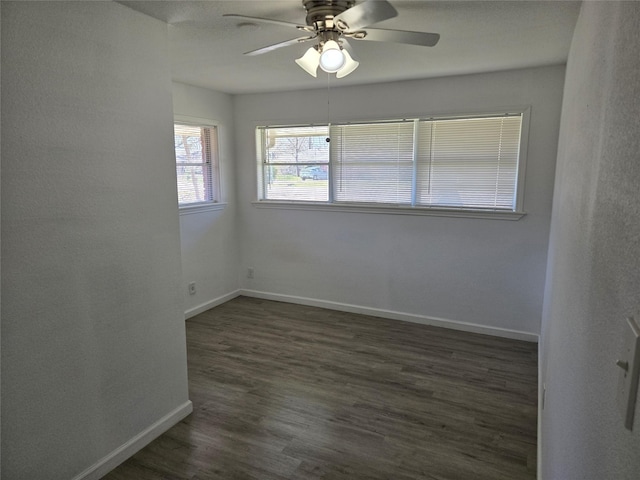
{"left": 104, "top": 296, "right": 538, "bottom": 480}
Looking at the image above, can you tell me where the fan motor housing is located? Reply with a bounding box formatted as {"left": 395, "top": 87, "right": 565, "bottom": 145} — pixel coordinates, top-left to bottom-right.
{"left": 303, "top": 0, "right": 355, "bottom": 26}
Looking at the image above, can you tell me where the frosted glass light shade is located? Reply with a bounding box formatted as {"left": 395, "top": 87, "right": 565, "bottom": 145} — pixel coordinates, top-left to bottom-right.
{"left": 336, "top": 49, "right": 359, "bottom": 78}
{"left": 319, "top": 40, "right": 345, "bottom": 73}
{"left": 295, "top": 47, "right": 321, "bottom": 77}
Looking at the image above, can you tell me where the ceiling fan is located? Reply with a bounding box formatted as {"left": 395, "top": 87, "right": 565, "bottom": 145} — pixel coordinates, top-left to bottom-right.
{"left": 224, "top": 0, "right": 440, "bottom": 78}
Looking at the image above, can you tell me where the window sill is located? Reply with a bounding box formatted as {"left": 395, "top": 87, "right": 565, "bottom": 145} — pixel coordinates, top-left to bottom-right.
{"left": 252, "top": 201, "right": 526, "bottom": 220}
{"left": 179, "top": 202, "right": 227, "bottom": 215}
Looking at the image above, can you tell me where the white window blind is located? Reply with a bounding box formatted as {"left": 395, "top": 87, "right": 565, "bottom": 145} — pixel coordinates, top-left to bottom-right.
{"left": 416, "top": 115, "right": 522, "bottom": 209}
{"left": 331, "top": 121, "right": 414, "bottom": 204}
{"left": 174, "top": 124, "right": 218, "bottom": 206}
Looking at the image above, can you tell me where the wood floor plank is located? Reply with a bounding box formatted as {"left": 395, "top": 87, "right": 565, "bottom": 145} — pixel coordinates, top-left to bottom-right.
{"left": 103, "top": 296, "right": 537, "bottom": 479}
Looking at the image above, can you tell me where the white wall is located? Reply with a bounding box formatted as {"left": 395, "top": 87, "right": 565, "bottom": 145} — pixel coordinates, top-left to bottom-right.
{"left": 1, "top": 3, "right": 190, "bottom": 479}
{"left": 172, "top": 82, "right": 240, "bottom": 316}
{"left": 234, "top": 66, "right": 565, "bottom": 337}
{"left": 540, "top": 2, "right": 640, "bottom": 478}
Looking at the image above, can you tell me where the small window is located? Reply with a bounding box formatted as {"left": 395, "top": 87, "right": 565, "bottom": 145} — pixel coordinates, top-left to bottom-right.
{"left": 258, "top": 125, "right": 329, "bottom": 202}
{"left": 257, "top": 111, "right": 526, "bottom": 214}
{"left": 174, "top": 124, "right": 219, "bottom": 206}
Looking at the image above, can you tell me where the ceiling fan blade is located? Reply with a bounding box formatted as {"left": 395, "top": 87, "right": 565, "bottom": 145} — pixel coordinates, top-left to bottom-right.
{"left": 223, "top": 14, "right": 313, "bottom": 32}
{"left": 350, "top": 28, "right": 440, "bottom": 47}
{"left": 245, "top": 36, "right": 316, "bottom": 56}
{"left": 334, "top": 0, "right": 397, "bottom": 31}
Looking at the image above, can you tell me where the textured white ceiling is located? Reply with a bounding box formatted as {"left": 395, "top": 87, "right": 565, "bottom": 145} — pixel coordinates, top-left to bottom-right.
{"left": 118, "top": 0, "right": 581, "bottom": 94}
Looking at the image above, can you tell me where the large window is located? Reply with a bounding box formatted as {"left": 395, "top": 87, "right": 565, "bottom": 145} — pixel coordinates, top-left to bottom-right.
{"left": 174, "top": 123, "right": 219, "bottom": 207}
{"left": 257, "top": 112, "right": 526, "bottom": 213}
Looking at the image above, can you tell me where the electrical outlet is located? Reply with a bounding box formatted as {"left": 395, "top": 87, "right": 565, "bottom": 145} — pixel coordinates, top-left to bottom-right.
{"left": 188, "top": 281, "right": 196, "bottom": 295}
{"left": 247, "top": 267, "right": 254, "bottom": 279}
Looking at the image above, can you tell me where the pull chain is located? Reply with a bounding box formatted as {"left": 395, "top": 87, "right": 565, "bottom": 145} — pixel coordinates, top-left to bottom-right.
{"left": 326, "top": 72, "right": 331, "bottom": 142}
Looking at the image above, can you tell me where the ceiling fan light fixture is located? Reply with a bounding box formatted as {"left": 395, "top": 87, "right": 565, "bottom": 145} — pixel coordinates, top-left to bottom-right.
{"left": 227, "top": 0, "right": 441, "bottom": 82}
{"left": 336, "top": 48, "right": 359, "bottom": 78}
{"left": 318, "top": 40, "right": 346, "bottom": 73}
{"left": 295, "top": 47, "right": 321, "bottom": 77}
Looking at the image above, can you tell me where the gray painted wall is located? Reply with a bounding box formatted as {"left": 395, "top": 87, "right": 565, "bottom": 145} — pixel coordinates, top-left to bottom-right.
{"left": 234, "top": 66, "right": 565, "bottom": 337}
{"left": 540, "top": 2, "right": 640, "bottom": 478}
{"left": 1, "top": 3, "right": 190, "bottom": 478}
{"left": 172, "top": 82, "right": 240, "bottom": 315}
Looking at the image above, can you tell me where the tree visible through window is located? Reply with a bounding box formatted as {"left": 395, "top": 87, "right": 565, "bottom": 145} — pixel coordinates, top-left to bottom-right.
{"left": 174, "top": 124, "right": 218, "bottom": 206}
{"left": 259, "top": 125, "right": 329, "bottom": 202}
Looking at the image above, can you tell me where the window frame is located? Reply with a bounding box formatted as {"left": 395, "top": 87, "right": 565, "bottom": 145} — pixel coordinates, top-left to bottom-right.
{"left": 256, "top": 124, "right": 331, "bottom": 203}
{"left": 174, "top": 115, "right": 224, "bottom": 215}
{"left": 254, "top": 108, "right": 530, "bottom": 220}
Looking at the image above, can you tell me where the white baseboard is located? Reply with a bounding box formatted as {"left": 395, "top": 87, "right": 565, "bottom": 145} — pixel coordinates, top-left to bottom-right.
{"left": 72, "top": 400, "right": 193, "bottom": 480}
{"left": 239, "top": 289, "right": 539, "bottom": 343}
{"left": 184, "top": 290, "right": 242, "bottom": 320}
